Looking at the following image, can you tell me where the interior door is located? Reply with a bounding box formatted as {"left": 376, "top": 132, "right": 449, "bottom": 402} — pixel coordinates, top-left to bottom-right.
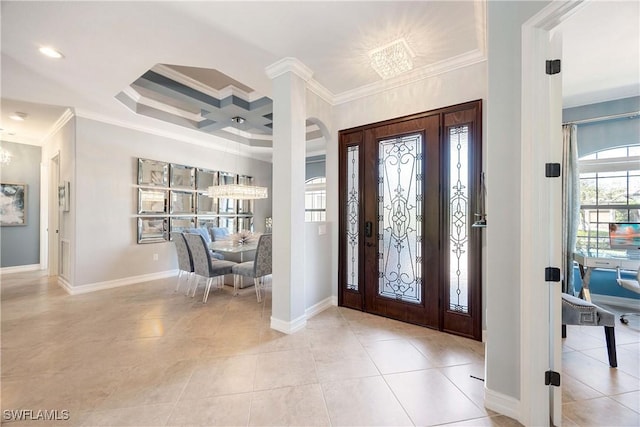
{"left": 339, "top": 100, "right": 482, "bottom": 340}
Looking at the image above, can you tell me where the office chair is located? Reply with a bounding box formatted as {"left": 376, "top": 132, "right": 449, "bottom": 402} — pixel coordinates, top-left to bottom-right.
{"left": 615, "top": 267, "right": 640, "bottom": 324}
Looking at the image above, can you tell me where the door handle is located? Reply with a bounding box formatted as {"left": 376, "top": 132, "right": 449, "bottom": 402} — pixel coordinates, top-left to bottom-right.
{"left": 365, "top": 221, "right": 373, "bottom": 238}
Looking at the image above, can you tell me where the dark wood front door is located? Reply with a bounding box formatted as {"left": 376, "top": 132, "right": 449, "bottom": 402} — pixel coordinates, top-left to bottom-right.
{"left": 338, "top": 100, "right": 482, "bottom": 340}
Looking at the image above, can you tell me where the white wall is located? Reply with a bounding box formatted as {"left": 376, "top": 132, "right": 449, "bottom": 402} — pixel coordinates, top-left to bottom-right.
{"left": 41, "top": 116, "right": 76, "bottom": 282}
{"left": 72, "top": 117, "right": 272, "bottom": 288}
{"left": 304, "top": 222, "right": 332, "bottom": 309}
{"left": 485, "top": 0, "right": 551, "bottom": 404}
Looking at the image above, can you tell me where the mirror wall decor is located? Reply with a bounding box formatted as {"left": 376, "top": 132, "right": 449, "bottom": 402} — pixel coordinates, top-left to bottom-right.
{"left": 135, "top": 158, "right": 261, "bottom": 243}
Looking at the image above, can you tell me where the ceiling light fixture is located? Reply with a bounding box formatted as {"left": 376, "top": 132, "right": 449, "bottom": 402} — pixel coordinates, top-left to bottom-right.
{"left": 39, "top": 46, "right": 64, "bottom": 59}
{"left": 0, "top": 148, "right": 13, "bottom": 165}
{"left": 9, "top": 112, "right": 27, "bottom": 121}
{"left": 369, "top": 38, "right": 416, "bottom": 80}
{"left": 207, "top": 184, "right": 268, "bottom": 200}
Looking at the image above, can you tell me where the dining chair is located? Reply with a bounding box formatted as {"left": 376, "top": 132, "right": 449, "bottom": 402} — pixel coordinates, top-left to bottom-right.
{"left": 170, "top": 231, "right": 194, "bottom": 294}
{"left": 231, "top": 233, "right": 272, "bottom": 302}
{"left": 183, "top": 233, "right": 236, "bottom": 303}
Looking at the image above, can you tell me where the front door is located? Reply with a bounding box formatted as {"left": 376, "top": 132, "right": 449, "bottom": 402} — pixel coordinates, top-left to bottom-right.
{"left": 338, "top": 100, "right": 482, "bottom": 340}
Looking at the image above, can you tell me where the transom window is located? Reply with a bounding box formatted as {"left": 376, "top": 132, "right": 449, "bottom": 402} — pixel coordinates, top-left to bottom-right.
{"left": 577, "top": 145, "right": 640, "bottom": 257}
{"left": 305, "top": 177, "right": 326, "bottom": 222}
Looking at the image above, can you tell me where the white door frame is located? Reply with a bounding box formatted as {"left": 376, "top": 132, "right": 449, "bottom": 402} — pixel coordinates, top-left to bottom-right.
{"left": 520, "top": 1, "right": 586, "bottom": 425}
{"left": 48, "top": 152, "right": 60, "bottom": 276}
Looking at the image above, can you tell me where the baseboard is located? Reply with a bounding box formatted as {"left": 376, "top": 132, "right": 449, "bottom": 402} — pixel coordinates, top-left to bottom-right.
{"left": 331, "top": 295, "right": 338, "bottom": 306}
{"left": 591, "top": 293, "right": 640, "bottom": 310}
{"left": 63, "top": 270, "right": 177, "bottom": 295}
{"left": 305, "top": 296, "right": 334, "bottom": 319}
{"left": 271, "top": 314, "right": 307, "bottom": 334}
{"left": 484, "top": 387, "right": 521, "bottom": 422}
{"left": 58, "top": 276, "right": 73, "bottom": 294}
{"left": 0, "top": 264, "right": 41, "bottom": 274}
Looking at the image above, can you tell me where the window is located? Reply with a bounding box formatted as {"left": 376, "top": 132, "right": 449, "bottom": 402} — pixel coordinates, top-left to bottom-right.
{"left": 305, "top": 177, "right": 326, "bottom": 222}
{"left": 577, "top": 145, "right": 640, "bottom": 256}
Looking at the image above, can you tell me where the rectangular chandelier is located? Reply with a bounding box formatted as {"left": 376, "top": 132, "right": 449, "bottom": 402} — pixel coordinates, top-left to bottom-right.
{"left": 369, "top": 38, "right": 415, "bottom": 80}
{"left": 208, "top": 184, "right": 268, "bottom": 200}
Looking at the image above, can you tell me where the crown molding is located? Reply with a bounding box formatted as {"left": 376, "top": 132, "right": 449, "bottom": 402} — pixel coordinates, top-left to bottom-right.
{"left": 265, "top": 57, "right": 314, "bottom": 82}
{"left": 306, "top": 78, "right": 335, "bottom": 105}
{"left": 334, "top": 48, "right": 487, "bottom": 105}
{"left": 74, "top": 108, "right": 262, "bottom": 160}
{"left": 40, "top": 108, "right": 75, "bottom": 144}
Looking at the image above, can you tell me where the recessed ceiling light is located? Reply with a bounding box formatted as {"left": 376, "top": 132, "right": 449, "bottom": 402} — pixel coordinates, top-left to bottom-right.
{"left": 369, "top": 38, "right": 416, "bottom": 80}
{"left": 39, "top": 46, "right": 64, "bottom": 59}
{"left": 9, "top": 112, "right": 27, "bottom": 121}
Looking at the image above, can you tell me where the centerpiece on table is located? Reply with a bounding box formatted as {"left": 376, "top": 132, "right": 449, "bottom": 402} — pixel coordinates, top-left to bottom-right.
{"left": 227, "top": 230, "right": 260, "bottom": 246}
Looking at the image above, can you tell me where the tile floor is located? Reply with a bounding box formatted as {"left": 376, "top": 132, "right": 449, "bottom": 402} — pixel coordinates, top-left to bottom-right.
{"left": 1, "top": 270, "right": 638, "bottom": 426}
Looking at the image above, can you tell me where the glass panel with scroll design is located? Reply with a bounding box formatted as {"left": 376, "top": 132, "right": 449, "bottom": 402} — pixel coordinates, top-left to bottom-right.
{"left": 378, "top": 134, "right": 423, "bottom": 304}
{"left": 346, "top": 146, "right": 359, "bottom": 291}
{"left": 449, "top": 125, "right": 469, "bottom": 313}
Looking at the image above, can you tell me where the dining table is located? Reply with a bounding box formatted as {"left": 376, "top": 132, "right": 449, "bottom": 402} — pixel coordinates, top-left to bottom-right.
{"left": 208, "top": 240, "right": 258, "bottom": 288}
{"left": 208, "top": 240, "right": 258, "bottom": 262}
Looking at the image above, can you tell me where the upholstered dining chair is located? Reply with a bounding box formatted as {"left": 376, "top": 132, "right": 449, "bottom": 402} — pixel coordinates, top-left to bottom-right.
{"left": 616, "top": 267, "right": 640, "bottom": 324}
{"left": 170, "top": 231, "right": 194, "bottom": 294}
{"left": 562, "top": 293, "right": 617, "bottom": 367}
{"left": 231, "top": 233, "right": 272, "bottom": 303}
{"left": 183, "top": 233, "right": 236, "bottom": 303}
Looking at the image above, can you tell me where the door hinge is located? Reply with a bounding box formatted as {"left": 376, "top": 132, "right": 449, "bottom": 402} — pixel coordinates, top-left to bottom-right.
{"left": 545, "top": 370, "right": 561, "bottom": 387}
{"left": 545, "top": 267, "right": 561, "bottom": 282}
{"left": 546, "top": 59, "right": 561, "bottom": 75}
{"left": 545, "top": 163, "right": 561, "bottom": 178}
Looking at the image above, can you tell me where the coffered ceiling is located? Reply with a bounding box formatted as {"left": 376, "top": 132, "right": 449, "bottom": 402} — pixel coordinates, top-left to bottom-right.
{"left": 1, "top": 1, "right": 638, "bottom": 155}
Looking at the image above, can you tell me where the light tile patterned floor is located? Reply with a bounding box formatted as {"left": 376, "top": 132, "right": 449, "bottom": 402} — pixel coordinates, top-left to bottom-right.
{"left": 1, "top": 271, "right": 638, "bottom": 426}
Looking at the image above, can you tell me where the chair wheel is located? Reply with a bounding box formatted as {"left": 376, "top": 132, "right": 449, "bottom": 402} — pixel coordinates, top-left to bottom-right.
{"left": 620, "top": 317, "right": 629, "bottom": 325}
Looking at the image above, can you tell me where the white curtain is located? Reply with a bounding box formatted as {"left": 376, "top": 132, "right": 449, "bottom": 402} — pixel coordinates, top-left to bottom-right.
{"left": 562, "top": 124, "right": 580, "bottom": 295}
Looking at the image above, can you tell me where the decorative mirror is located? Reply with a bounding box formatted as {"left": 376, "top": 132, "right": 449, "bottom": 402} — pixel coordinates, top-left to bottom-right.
{"left": 138, "top": 159, "right": 168, "bottom": 187}
{"left": 170, "top": 164, "right": 195, "bottom": 189}
{"left": 169, "top": 217, "right": 195, "bottom": 239}
{"left": 170, "top": 191, "right": 195, "bottom": 214}
{"left": 196, "top": 168, "right": 217, "bottom": 190}
{"left": 138, "top": 188, "right": 168, "bottom": 214}
{"left": 237, "top": 216, "right": 254, "bottom": 232}
{"left": 237, "top": 175, "right": 255, "bottom": 214}
{"left": 137, "top": 217, "right": 168, "bottom": 243}
{"left": 197, "top": 193, "right": 218, "bottom": 214}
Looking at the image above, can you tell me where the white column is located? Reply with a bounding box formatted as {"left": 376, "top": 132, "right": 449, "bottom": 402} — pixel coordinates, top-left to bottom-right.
{"left": 265, "top": 58, "right": 313, "bottom": 334}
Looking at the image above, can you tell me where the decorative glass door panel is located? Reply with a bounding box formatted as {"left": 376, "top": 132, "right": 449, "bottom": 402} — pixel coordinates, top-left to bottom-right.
{"left": 339, "top": 100, "right": 482, "bottom": 340}
{"left": 449, "top": 125, "right": 470, "bottom": 313}
{"left": 346, "top": 145, "right": 360, "bottom": 291}
{"left": 378, "top": 134, "right": 423, "bottom": 304}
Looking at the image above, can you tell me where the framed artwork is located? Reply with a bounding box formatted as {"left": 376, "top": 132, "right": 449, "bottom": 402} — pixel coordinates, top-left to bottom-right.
{"left": 170, "top": 191, "right": 195, "bottom": 214}
{"left": 138, "top": 188, "right": 168, "bottom": 214}
{"left": 170, "top": 164, "right": 195, "bottom": 189}
{"left": 138, "top": 158, "right": 169, "bottom": 187}
{"left": 58, "top": 181, "right": 70, "bottom": 212}
{"left": 0, "top": 183, "right": 27, "bottom": 226}
{"left": 137, "top": 217, "right": 168, "bottom": 243}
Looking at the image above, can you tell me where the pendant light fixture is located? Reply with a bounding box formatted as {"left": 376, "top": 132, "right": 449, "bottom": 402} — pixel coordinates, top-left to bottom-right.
{"left": 207, "top": 117, "right": 268, "bottom": 200}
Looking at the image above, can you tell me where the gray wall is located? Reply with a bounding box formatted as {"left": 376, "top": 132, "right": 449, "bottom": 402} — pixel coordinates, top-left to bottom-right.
{"left": 563, "top": 96, "right": 640, "bottom": 156}
{"left": 0, "top": 141, "right": 41, "bottom": 268}
{"left": 485, "top": 0, "right": 550, "bottom": 401}
{"left": 73, "top": 117, "right": 272, "bottom": 288}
